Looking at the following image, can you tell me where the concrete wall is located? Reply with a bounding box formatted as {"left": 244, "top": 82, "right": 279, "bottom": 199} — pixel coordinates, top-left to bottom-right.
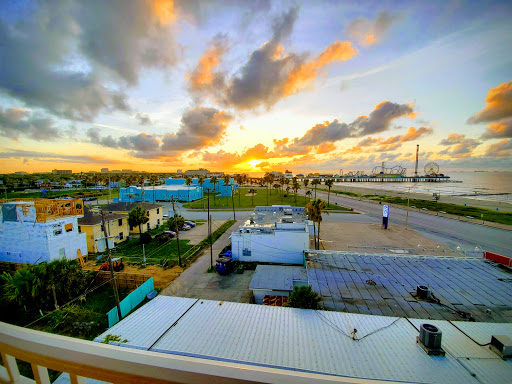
{"left": 231, "top": 230, "right": 308, "bottom": 264}
{"left": 0, "top": 217, "right": 87, "bottom": 264}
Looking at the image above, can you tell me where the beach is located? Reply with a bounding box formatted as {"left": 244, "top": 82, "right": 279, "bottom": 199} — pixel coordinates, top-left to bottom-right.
{"left": 330, "top": 184, "right": 512, "bottom": 212}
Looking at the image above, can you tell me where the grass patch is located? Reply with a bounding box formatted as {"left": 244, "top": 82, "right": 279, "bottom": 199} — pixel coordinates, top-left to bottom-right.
{"left": 109, "top": 237, "right": 193, "bottom": 264}
{"left": 369, "top": 195, "right": 512, "bottom": 225}
{"left": 4, "top": 188, "right": 119, "bottom": 200}
{"left": 183, "top": 188, "right": 351, "bottom": 210}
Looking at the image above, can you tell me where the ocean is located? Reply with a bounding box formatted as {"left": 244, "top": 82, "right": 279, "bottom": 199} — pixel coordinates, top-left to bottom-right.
{"left": 334, "top": 171, "right": 512, "bottom": 203}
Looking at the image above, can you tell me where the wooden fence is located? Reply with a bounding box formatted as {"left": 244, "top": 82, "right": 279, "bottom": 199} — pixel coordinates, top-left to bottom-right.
{"left": 93, "top": 270, "right": 151, "bottom": 289}
{"left": 0, "top": 261, "right": 26, "bottom": 275}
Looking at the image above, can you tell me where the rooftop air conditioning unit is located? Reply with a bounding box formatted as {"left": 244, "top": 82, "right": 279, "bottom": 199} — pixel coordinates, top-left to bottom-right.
{"left": 418, "top": 323, "right": 445, "bottom": 356}
{"left": 490, "top": 335, "right": 512, "bottom": 359}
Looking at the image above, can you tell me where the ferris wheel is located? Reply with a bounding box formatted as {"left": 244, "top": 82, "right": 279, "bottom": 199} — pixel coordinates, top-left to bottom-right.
{"left": 424, "top": 162, "right": 440, "bottom": 175}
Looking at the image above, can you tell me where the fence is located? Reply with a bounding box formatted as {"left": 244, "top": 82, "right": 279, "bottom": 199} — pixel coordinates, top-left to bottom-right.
{"left": 93, "top": 270, "right": 151, "bottom": 289}
{"left": 107, "top": 277, "right": 154, "bottom": 328}
{"left": 484, "top": 251, "right": 512, "bottom": 267}
{"left": 0, "top": 261, "right": 25, "bottom": 275}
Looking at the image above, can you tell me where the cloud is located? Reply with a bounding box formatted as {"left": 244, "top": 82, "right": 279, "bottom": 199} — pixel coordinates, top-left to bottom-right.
{"left": 284, "top": 41, "right": 358, "bottom": 96}
{"left": 468, "top": 81, "right": 512, "bottom": 124}
{"left": 187, "top": 6, "right": 358, "bottom": 110}
{"left": 0, "top": 107, "right": 60, "bottom": 141}
{"left": 87, "top": 106, "right": 233, "bottom": 158}
{"left": 438, "top": 133, "right": 481, "bottom": 158}
{"left": 0, "top": 0, "right": 181, "bottom": 121}
{"left": 480, "top": 118, "right": 512, "bottom": 139}
{"left": 0, "top": 149, "right": 122, "bottom": 164}
{"left": 187, "top": 34, "right": 229, "bottom": 96}
{"left": 484, "top": 139, "right": 512, "bottom": 157}
{"left": 347, "top": 11, "right": 402, "bottom": 46}
{"left": 135, "top": 113, "right": 155, "bottom": 126}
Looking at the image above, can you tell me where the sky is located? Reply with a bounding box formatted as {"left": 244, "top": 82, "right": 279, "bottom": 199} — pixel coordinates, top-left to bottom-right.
{"left": 0, "top": 0, "right": 511, "bottom": 175}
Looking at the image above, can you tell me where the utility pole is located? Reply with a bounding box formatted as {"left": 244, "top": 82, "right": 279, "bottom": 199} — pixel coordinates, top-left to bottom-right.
{"left": 206, "top": 188, "right": 213, "bottom": 268}
{"left": 100, "top": 210, "right": 121, "bottom": 321}
{"left": 171, "top": 197, "right": 181, "bottom": 267}
{"left": 231, "top": 184, "right": 236, "bottom": 221}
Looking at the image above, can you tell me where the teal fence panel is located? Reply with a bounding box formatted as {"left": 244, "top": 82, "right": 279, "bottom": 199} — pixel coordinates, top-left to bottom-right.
{"left": 106, "top": 277, "right": 154, "bottom": 328}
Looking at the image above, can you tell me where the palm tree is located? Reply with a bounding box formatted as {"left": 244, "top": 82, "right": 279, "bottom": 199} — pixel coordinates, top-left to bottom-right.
{"left": 197, "top": 176, "right": 206, "bottom": 209}
{"left": 222, "top": 175, "right": 231, "bottom": 206}
{"left": 248, "top": 188, "right": 256, "bottom": 206}
{"left": 311, "top": 179, "right": 320, "bottom": 199}
{"left": 210, "top": 176, "right": 218, "bottom": 206}
{"left": 149, "top": 174, "right": 159, "bottom": 203}
{"left": 292, "top": 181, "right": 300, "bottom": 204}
{"left": 306, "top": 199, "right": 329, "bottom": 250}
{"left": 305, "top": 189, "right": 312, "bottom": 204}
{"left": 128, "top": 206, "right": 149, "bottom": 241}
{"left": 303, "top": 178, "right": 309, "bottom": 193}
{"left": 325, "top": 179, "right": 334, "bottom": 206}
{"left": 263, "top": 175, "right": 270, "bottom": 205}
{"left": 185, "top": 176, "right": 193, "bottom": 202}
{"left": 235, "top": 175, "right": 243, "bottom": 206}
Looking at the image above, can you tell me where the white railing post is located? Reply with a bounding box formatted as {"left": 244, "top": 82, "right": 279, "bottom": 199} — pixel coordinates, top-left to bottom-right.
{"left": 30, "top": 364, "right": 50, "bottom": 384}
{"left": 1, "top": 353, "right": 20, "bottom": 382}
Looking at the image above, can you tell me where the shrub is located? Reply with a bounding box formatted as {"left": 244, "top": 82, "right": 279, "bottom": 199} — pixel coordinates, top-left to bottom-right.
{"left": 139, "top": 232, "right": 152, "bottom": 244}
{"left": 286, "top": 285, "right": 321, "bottom": 309}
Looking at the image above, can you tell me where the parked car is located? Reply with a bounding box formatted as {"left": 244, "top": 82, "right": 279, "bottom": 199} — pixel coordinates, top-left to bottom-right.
{"left": 185, "top": 221, "right": 196, "bottom": 227}
{"left": 162, "top": 230, "right": 176, "bottom": 238}
{"left": 181, "top": 225, "right": 192, "bottom": 231}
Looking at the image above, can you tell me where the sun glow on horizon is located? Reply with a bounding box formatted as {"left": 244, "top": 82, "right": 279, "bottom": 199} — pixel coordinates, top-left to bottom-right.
{"left": 248, "top": 160, "right": 262, "bottom": 168}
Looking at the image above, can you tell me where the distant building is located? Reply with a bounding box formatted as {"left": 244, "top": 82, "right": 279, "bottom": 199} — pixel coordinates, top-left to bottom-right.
{"left": 176, "top": 169, "right": 183, "bottom": 174}
{"left": 52, "top": 169, "right": 72, "bottom": 175}
{"left": 185, "top": 169, "right": 210, "bottom": 177}
{"left": 100, "top": 202, "right": 163, "bottom": 234}
{"left": 78, "top": 208, "right": 129, "bottom": 253}
{"left": 121, "top": 169, "right": 133, "bottom": 173}
{"left": 0, "top": 199, "right": 87, "bottom": 263}
{"left": 101, "top": 168, "right": 109, "bottom": 173}
{"left": 230, "top": 205, "right": 312, "bottom": 264}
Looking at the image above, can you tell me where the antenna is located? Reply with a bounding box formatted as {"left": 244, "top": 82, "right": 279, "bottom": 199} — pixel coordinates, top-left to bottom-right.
{"left": 414, "top": 144, "right": 419, "bottom": 177}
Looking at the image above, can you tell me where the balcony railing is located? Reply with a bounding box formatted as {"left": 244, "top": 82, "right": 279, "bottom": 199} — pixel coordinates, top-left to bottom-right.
{"left": 0, "top": 322, "right": 368, "bottom": 384}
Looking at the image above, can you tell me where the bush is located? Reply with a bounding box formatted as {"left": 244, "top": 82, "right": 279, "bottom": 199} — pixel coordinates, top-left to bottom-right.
{"left": 156, "top": 233, "right": 171, "bottom": 244}
{"left": 139, "top": 232, "right": 152, "bottom": 244}
{"left": 286, "top": 285, "right": 321, "bottom": 309}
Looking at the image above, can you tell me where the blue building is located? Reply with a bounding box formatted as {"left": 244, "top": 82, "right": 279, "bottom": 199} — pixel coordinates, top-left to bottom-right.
{"left": 117, "top": 178, "right": 238, "bottom": 203}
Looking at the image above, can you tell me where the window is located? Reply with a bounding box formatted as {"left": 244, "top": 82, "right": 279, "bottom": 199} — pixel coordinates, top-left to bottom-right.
{"left": 119, "top": 232, "right": 124, "bottom": 240}
{"left": 157, "top": 219, "right": 160, "bottom": 225}
{"left": 157, "top": 208, "right": 159, "bottom": 214}
{"left": 118, "top": 218, "right": 123, "bottom": 226}
{"left": 146, "top": 223, "right": 150, "bottom": 231}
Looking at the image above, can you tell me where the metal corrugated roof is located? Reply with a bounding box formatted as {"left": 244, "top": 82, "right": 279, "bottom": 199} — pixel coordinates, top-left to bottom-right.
{"left": 92, "top": 296, "right": 512, "bottom": 383}
{"left": 93, "top": 296, "right": 196, "bottom": 349}
{"left": 249, "top": 265, "right": 307, "bottom": 291}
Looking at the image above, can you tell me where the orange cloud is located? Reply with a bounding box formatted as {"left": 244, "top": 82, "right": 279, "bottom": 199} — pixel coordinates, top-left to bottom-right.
{"left": 152, "top": 0, "right": 175, "bottom": 24}
{"left": 284, "top": 41, "right": 358, "bottom": 96}
{"left": 468, "top": 81, "right": 512, "bottom": 124}
{"left": 346, "top": 12, "right": 401, "bottom": 46}
{"left": 188, "top": 46, "right": 222, "bottom": 88}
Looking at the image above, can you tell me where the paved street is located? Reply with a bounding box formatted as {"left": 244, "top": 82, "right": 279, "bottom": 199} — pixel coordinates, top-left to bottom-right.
{"left": 314, "top": 190, "right": 512, "bottom": 257}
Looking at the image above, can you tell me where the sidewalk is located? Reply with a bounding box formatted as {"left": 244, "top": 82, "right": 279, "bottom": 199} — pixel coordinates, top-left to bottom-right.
{"left": 161, "top": 219, "right": 254, "bottom": 303}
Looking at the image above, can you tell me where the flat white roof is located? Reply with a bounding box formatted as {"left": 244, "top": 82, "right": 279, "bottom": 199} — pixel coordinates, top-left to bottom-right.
{"left": 95, "top": 296, "right": 512, "bottom": 383}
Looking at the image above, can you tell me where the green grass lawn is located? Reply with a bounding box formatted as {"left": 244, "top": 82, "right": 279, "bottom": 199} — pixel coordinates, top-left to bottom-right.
{"left": 108, "top": 236, "right": 194, "bottom": 264}
{"left": 367, "top": 195, "right": 512, "bottom": 225}
{"left": 183, "top": 188, "right": 351, "bottom": 211}
{"left": 4, "top": 188, "right": 119, "bottom": 200}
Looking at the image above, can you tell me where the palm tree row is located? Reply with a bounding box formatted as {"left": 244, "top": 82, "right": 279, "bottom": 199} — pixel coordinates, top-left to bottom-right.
{"left": 306, "top": 198, "right": 329, "bottom": 250}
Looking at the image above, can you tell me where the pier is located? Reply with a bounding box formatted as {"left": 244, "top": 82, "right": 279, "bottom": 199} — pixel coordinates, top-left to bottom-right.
{"left": 334, "top": 176, "right": 452, "bottom": 183}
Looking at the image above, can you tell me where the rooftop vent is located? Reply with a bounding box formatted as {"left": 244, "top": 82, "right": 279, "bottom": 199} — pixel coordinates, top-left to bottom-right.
{"left": 490, "top": 335, "right": 512, "bottom": 359}
{"left": 416, "top": 285, "right": 431, "bottom": 300}
{"left": 417, "top": 324, "right": 445, "bottom": 356}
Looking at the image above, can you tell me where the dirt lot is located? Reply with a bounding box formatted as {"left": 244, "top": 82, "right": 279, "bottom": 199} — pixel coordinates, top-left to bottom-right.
{"left": 315, "top": 222, "right": 455, "bottom": 256}
{"left": 84, "top": 261, "right": 183, "bottom": 290}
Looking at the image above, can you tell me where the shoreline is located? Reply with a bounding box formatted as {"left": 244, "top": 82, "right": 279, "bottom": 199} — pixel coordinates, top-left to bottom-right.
{"left": 330, "top": 184, "right": 512, "bottom": 212}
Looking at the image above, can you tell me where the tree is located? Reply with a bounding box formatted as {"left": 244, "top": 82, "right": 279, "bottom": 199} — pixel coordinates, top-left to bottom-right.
{"left": 128, "top": 206, "right": 149, "bottom": 241}
{"left": 325, "top": 179, "right": 334, "bottom": 206}
{"left": 222, "top": 175, "right": 231, "bottom": 206}
{"left": 248, "top": 188, "right": 256, "bottom": 206}
{"left": 286, "top": 286, "right": 321, "bottom": 309}
{"left": 167, "top": 214, "right": 185, "bottom": 231}
{"left": 150, "top": 174, "right": 159, "bottom": 203}
{"left": 306, "top": 199, "right": 329, "bottom": 250}
{"left": 235, "top": 175, "right": 244, "bottom": 206}
{"left": 197, "top": 176, "right": 206, "bottom": 209}
{"left": 210, "top": 176, "right": 218, "bottom": 206}
{"left": 292, "top": 181, "right": 300, "bottom": 204}
{"left": 305, "top": 189, "right": 312, "bottom": 203}
{"left": 185, "top": 177, "right": 193, "bottom": 202}
{"left": 311, "top": 179, "right": 320, "bottom": 199}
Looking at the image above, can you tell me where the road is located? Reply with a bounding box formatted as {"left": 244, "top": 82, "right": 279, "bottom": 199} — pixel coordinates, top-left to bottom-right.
{"left": 316, "top": 190, "right": 512, "bottom": 257}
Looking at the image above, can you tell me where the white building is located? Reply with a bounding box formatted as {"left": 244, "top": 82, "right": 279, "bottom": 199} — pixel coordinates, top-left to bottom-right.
{"left": 230, "top": 205, "right": 312, "bottom": 264}
{"left": 0, "top": 199, "right": 88, "bottom": 264}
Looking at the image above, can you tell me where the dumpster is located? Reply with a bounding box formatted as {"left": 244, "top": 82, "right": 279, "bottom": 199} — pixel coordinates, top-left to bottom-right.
{"left": 216, "top": 257, "right": 234, "bottom": 275}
